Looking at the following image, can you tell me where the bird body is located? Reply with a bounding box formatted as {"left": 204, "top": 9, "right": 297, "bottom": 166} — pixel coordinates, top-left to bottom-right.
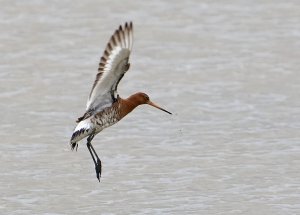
{"left": 70, "top": 22, "right": 171, "bottom": 181}
{"left": 71, "top": 92, "right": 156, "bottom": 147}
{"left": 70, "top": 102, "right": 119, "bottom": 145}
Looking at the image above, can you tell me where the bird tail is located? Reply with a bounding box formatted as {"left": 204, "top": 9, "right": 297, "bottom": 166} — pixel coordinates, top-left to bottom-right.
{"left": 70, "top": 119, "right": 93, "bottom": 151}
{"left": 70, "top": 140, "right": 78, "bottom": 151}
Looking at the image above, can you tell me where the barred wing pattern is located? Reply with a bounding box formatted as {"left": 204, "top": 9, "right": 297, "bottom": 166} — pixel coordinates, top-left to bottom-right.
{"left": 78, "top": 22, "right": 133, "bottom": 122}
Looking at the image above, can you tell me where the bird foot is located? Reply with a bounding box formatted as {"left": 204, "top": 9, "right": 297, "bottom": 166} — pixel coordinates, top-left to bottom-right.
{"left": 95, "top": 158, "right": 102, "bottom": 182}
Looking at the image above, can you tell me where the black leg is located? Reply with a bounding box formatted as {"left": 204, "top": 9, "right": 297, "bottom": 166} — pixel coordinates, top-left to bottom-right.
{"left": 89, "top": 142, "right": 102, "bottom": 181}
{"left": 86, "top": 134, "right": 102, "bottom": 182}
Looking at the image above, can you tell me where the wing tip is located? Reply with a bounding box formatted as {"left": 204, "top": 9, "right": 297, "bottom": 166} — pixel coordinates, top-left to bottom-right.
{"left": 109, "top": 21, "right": 133, "bottom": 50}
{"left": 97, "top": 22, "right": 133, "bottom": 73}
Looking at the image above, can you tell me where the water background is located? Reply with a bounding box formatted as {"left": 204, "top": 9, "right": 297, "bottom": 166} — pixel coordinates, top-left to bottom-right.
{"left": 0, "top": 1, "right": 300, "bottom": 214}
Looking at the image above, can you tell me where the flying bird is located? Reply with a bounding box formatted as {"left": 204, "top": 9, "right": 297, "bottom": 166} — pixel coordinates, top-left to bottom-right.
{"left": 70, "top": 22, "right": 172, "bottom": 181}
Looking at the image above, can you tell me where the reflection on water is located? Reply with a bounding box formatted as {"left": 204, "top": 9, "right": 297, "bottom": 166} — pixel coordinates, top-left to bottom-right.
{"left": 1, "top": 1, "right": 300, "bottom": 214}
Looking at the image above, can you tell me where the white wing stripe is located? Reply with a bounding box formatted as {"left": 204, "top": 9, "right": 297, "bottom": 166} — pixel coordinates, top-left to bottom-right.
{"left": 85, "top": 22, "right": 133, "bottom": 113}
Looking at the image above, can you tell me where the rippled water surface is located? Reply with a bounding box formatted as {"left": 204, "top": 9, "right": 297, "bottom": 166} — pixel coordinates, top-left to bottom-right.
{"left": 1, "top": 0, "right": 300, "bottom": 214}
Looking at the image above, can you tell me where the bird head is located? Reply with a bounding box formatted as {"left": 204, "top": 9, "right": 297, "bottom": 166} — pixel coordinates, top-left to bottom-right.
{"left": 132, "top": 92, "right": 172, "bottom": 115}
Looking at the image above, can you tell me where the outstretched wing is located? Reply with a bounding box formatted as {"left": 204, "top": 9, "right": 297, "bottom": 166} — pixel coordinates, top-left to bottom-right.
{"left": 78, "top": 22, "right": 133, "bottom": 122}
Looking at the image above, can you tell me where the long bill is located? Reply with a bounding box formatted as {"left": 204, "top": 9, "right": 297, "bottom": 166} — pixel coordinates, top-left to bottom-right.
{"left": 147, "top": 101, "right": 172, "bottom": 115}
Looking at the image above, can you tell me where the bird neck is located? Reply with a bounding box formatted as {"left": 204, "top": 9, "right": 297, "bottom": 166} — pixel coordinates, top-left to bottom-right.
{"left": 118, "top": 95, "right": 143, "bottom": 119}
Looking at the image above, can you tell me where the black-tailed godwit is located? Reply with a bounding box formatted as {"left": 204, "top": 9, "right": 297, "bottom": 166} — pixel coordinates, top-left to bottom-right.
{"left": 70, "top": 22, "right": 172, "bottom": 181}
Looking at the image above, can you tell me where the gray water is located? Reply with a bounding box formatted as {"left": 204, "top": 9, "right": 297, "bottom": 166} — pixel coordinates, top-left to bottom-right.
{"left": 1, "top": 1, "right": 300, "bottom": 214}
